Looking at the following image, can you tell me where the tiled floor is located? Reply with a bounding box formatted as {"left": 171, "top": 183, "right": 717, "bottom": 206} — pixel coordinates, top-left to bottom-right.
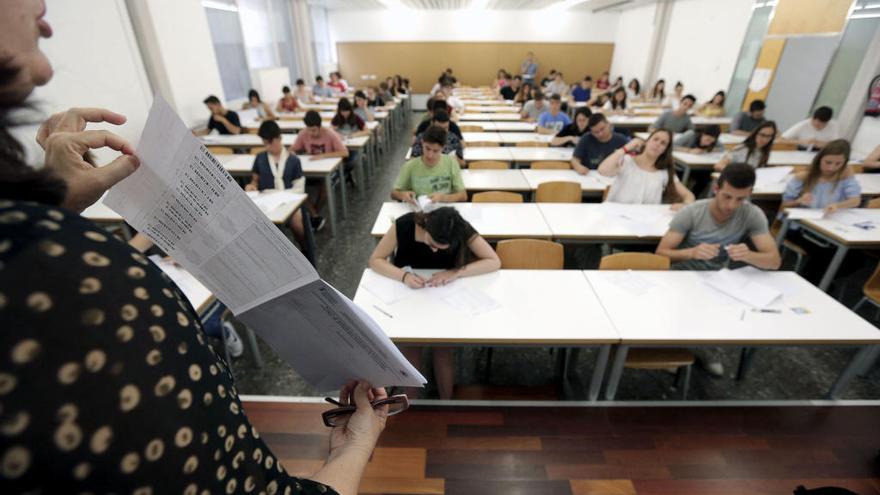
{"left": 226, "top": 112, "right": 880, "bottom": 401}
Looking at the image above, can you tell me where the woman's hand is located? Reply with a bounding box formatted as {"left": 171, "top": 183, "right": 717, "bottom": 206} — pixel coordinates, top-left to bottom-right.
{"left": 798, "top": 192, "right": 814, "bottom": 207}
{"left": 36, "top": 107, "right": 127, "bottom": 149}
{"left": 43, "top": 130, "right": 139, "bottom": 212}
{"left": 244, "top": 183, "right": 258, "bottom": 192}
{"left": 403, "top": 272, "right": 426, "bottom": 289}
{"left": 328, "top": 381, "right": 388, "bottom": 458}
{"left": 427, "top": 270, "right": 459, "bottom": 287}
{"left": 824, "top": 203, "right": 839, "bottom": 215}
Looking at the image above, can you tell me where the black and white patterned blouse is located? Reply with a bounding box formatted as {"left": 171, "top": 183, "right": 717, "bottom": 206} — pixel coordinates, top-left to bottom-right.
{"left": 0, "top": 200, "right": 336, "bottom": 495}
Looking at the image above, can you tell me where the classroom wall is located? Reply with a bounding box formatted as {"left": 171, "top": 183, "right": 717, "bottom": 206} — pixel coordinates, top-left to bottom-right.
{"left": 608, "top": 3, "right": 657, "bottom": 86}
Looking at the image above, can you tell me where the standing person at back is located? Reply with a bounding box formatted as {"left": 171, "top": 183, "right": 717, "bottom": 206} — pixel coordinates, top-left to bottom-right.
{"left": 781, "top": 106, "right": 840, "bottom": 150}
{"left": 571, "top": 113, "right": 630, "bottom": 173}
{"left": 521, "top": 90, "right": 548, "bottom": 122}
{"left": 731, "top": 99, "right": 767, "bottom": 135}
{"left": 195, "top": 95, "right": 241, "bottom": 135}
{"left": 521, "top": 51, "right": 538, "bottom": 85}
{"left": 392, "top": 125, "right": 466, "bottom": 205}
{"left": 537, "top": 94, "right": 572, "bottom": 134}
{"left": 650, "top": 94, "right": 696, "bottom": 133}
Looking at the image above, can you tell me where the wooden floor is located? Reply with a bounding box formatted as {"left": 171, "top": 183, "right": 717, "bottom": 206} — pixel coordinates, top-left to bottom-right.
{"left": 245, "top": 401, "right": 880, "bottom": 494}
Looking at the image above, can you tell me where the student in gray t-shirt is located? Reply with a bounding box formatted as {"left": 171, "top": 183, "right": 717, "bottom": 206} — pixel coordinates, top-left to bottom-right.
{"left": 520, "top": 91, "right": 549, "bottom": 122}
{"left": 651, "top": 94, "right": 696, "bottom": 133}
{"left": 656, "top": 163, "right": 781, "bottom": 271}
{"left": 730, "top": 99, "right": 767, "bottom": 135}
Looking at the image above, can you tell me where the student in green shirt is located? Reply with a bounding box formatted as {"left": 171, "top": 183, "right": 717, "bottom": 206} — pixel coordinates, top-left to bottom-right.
{"left": 391, "top": 125, "right": 467, "bottom": 204}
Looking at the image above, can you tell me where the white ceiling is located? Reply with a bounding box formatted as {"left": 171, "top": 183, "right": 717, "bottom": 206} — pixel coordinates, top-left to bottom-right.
{"left": 306, "top": 0, "right": 650, "bottom": 12}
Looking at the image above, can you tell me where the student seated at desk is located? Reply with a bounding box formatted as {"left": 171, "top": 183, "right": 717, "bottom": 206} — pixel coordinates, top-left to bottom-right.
{"left": 552, "top": 107, "right": 591, "bottom": 147}
{"left": 730, "top": 99, "right": 766, "bottom": 135}
{"left": 696, "top": 91, "right": 726, "bottom": 117}
{"left": 650, "top": 95, "right": 696, "bottom": 133}
{"left": 379, "top": 81, "right": 396, "bottom": 105}
{"left": 392, "top": 125, "right": 467, "bottom": 205}
{"left": 591, "top": 93, "right": 610, "bottom": 109}
{"left": 312, "top": 75, "right": 334, "bottom": 98}
{"left": 331, "top": 98, "right": 369, "bottom": 139}
{"left": 291, "top": 110, "right": 349, "bottom": 219}
{"left": 714, "top": 121, "right": 777, "bottom": 172}
{"left": 570, "top": 76, "right": 593, "bottom": 103}
{"left": 545, "top": 72, "right": 569, "bottom": 98}
{"left": 596, "top": 71, "right": 611, "bottom": 91}
{"left": 368, "top": 207, "right": 501, "bottom": 399}
{"left": 327, "top": 71, "right": 346, "bottom": 93}
{"left": 441, "top": 83, "right": 465, "bottom": 116}
{"left": 294, "top": 78, "right": 314, "bottom": 103}
{"left": 493, "top": 69, "right": 510, "bottom": 90}
{"left": 242, "top": 89, "right": 276, "bottom": 121}
{"left": 599, "top": 129, "right": 695, "bottom": 208}
{"left": 415, "top": 99, "right": 463, "bottom": 140}
{"left": 276, "top": 85, "right": 299, "bottom": 113}
{"left": 540, "top": 69, "right": 556, "bottom": 89}
{"left": 521, "top": 90, "right": 548, "bottom": 122}
{"left": 663, "top": 81, "right": 685, "bottom": 109}
{"left": 515, "top": 82, "right": 535, "bottom": 106}
{"left": 603, "top": 87, "right": 630, "bottom": 114}
{"left": 366, "top": 86, "right": 385, "bottom": 107}
{"left": 647, "top": 79, "right": 666, "bottom": 104}
{"left": 626, "top": 78, "right": 641, "bottom": 101}
{"left": 571, "top": 113, "right": 630, "bottom": 173}
{"left": 674, "top": 125, "right": 722, "bottom": 154}
{"left": 781, "top": 106, "right": 840, "bottom": 150}
{"left": 500, "top": 75, "right": 521, "bottom": 101}
{"left": 353, "top": 90, "right": 374, "bottom": 122}
{"left": 537, "top": 94, "right": 572, "bottom": 135}
{"left": 194, "top": 95, "right": 241, "bottom": 136}
{"left": 411, "top": 111, "right": 464, "bottom": 167}
{"left": 244, "top": 120, "right": 309, "bottom": 243}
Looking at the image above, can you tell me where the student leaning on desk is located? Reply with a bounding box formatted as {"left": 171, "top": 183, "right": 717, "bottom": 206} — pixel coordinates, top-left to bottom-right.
{"left": 392, "top": 125, "right": 467, "bottom": 205}
{"left": 715, "top": 121, "right": 777, "bottom": 172}
{"left": 368, "top": 207, "right": 501, "bottom": 399}
{"left": 0, "top": 4, "right": 381, "bottom": 493}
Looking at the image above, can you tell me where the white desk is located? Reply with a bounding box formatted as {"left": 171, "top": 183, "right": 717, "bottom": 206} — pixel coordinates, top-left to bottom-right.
{"left": 538, "top": 203, "right": 675, "bottom": 241}
{"left": 673, "top": 150, "right": 816, "bottom": 184}
{"left": 751, "top": 173, "right": 880, "bottom": 200}
{"left": 460, "top": 113, "right": 523, "bottom": 121}
{"left": 463, "top": 147, "right": 573, "bottom": 164}
{"left": 609, "top": 115, "right": 731, "bottom": 129}
{"left": 461, "top": 169, "right": 530, "bottom": 192}
{"left": 588, "top": 270, "right": 880, "bottom": 399}
{"left": 353, "top": 269, "right": 619, "bottom": 400}
{"left": 149, "top": 257, "right": 214, "bottom": 315}
{"left": 239, "top": 120, "right": 379, "bottom": 132}
{"left": 370, "top": 202, "right": 552, "bottom": 239}
{"left": 464, "top": 147, "right": 512, "bottom": 162}
{"left": 635, "top": 131, "right": 746, "bottom": 147}
{"left": 463, "top": 122, "right": 537, "bottom": 132}
{"left": 461, "top": 99, "right": 515, "bottom": 106}
{"left": 521, "top": 169, "right": 612, "bottom": 196}
{"left": 462, "top": 132, "right": 555, "bottom": 145}
{"left": 202, "top": 134, "right": 295, "bottom": 148}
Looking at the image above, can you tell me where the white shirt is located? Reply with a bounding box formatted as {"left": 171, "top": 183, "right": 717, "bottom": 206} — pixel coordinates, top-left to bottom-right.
{"left": 446, "top": 95, "right": 465, "bottom": 113}
{"left": 267, "top": 148, "right": 305, "bottom": 193}
{"left": 782, "top": 118, "right": 840, "bottom": 144}
{"left": 606, "top": 154, "right": 674, "bottom": 204}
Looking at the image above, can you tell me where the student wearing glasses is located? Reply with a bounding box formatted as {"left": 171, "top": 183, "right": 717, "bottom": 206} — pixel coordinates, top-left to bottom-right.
{"left": 714, "top": 121, "right": 777, "bottom": 172}
{"left": 393, "top": 126, "right": 467, "bottom": 205}
{"left": 598, "top": 128, "right": 695, "bottom": 208}
{"left": 368, "top": 207, "right": 501, "bottom": 399}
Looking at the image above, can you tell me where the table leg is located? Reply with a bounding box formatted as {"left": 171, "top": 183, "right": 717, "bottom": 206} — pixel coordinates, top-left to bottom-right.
{"left": 604, "top": 344, "right": 630, "bottom": 400}
{"left": 827, "top": 345, "right": 878, "bottom": 399}
{"left": 589, "top": 344, "right": 611, "bottom": 402}
{"left": 357, "top": 151, "right": 367, "bottom": 191}
{"left": 338, "top": 163, "right": 349, "bottom": 218}
{"left": 818, "top": 242, "right": 848, "bottom": 292}
{"left": 775, "top": 218, "right": 791, "bottom": 246}
{"left": 324, "top": 176, "right": 338, "bottom": 237}
{"left": 300, "top": 204, "right": 317, "bottom": 268}
{"left": 680, "top": 164, "right": 692, "bottom": 185}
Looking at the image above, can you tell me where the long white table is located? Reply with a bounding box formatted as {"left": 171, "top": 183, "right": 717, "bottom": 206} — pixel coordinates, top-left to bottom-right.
{"left": 589, "top": 269, "right": 880, "bottom": 400}
{"left": 539, "top": 203, "right": 675, "bottom": 241}
{"left": 462, "top": 122, "right": 537, "bottom": 132}
{"left": 370, "top": 202, "right": 552, "bottom": 239}
{"left": 673, "top": 150, "right": 816, "bottom": 184}
{"left": 636, "top": 131, "right": 746, "bottom": 147}
{"left": 460, "top": 113, "right": 523, "bottom": 121}
{"left": 462, "top": 132, "right": 555, "bottom": 145}
{"left": 461, "top": 169, "right": 531, "bottom": 192}
{"left": 353, "top": 269, "right": 619, "bottom": 400}
{"left": 202, "top": 134, "right": 295, "bottom": 148}
{"left": 751, "top": 173, "right": 880, "bottom": 200}
{"left": 609, "top": 115, "right": 731, "bottom": 129}
{"left": 463, "top": 147, "right": 573, "bottom": 164}
{"left": 521, "top": 169, "right": 612, "bottom": 196}
{"left": 238, "top": 120, "right": 379, "bottom": 132}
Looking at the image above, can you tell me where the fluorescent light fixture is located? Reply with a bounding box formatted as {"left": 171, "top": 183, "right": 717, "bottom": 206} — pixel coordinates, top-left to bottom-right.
{"left": 544, "top": 0, "right": 592, "bottom": 11}
{"left": 201, "top": 0, "right": 238, "bottom": 12}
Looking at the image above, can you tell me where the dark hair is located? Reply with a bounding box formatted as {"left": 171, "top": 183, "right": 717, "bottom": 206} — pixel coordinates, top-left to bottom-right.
{"left": 584, "top": 76, "right": 593, "bottom": 82}
{"left": 741, "top": 120, "right": 777, "bottom": 168}
{"left": 652, "top": 79, "right": 665, "bottom": 100}
{"left": 682, "top": 94, "right": 696, "bottom": 104}
{"left": 643, "top": 128, "right": 678, "bottom": 203}
{"left": 802, "top": 139, "right": 852, "bottom": 193}
{"left": 692, "top": 125, "right": 721, "bottom": 151}
{"left": 628, "top": 78, "right": 641, "bottom": 96}
{"left": 710, "top": 91, "right": 725, "bottom": 106}
{"left": 304, "top": 110, "right": 322, "bottom": 127}
{"left": 425, "top": 97, "right": 435, "bottom": 113}
{"left": 332, "top": 98, "right": 361, "bottom": 128}
{"left": 813, "top": 106, "right": 833, "bottom": 122}
{"left": 717, "top": 163, "right": 756, "bottom": 189}
{"left": 282, "top": 85, "right": 291, "bottom": 94}
{"left": 749, "top": 99, "right": 766, "bottom": 112}
{"left": 610, "top": 87, "right": 627, "bottom": 110}
{"left": 296, "top": 78, "right": 305, "bottom": 85}
{"left": 354, "top": 90, "right": 367, "bottom": 100}
{"left": 587, "top": 112, "right": 608, "bottom": 128}
{"left": 534, "top": 90, "right": 545, "bottom": 101}
{"left": 203, "top": 95, "right": 221, "bottom": 105}
{"left": 431, "top": 99, "right": 448, "bottom": 112}
{"left": 513, "top": 75, "right": 522, "bottom": 82}
{"left": 574, "top": 107, "right": 592, "bottom": 120}
{"left": 315, "top": 76, "right": 323, "bottom": 82}
{"left": 413, "top": 207, "right": 477, "bottom": 268}
{"left": 248, "top": 89, "right": 261, "bottom": 102}
{"left": 516, "top": 82, "right": 533, "bottom": 103}
{"left": 592, "top": 94, "right": 609, "bottom": 108}
{"left": 550, "top": 94, "right": 562, "bottom": 103}
{"left": 257, "top": 120, "right": 282, "bottom": 141}
{"left": 432, "top": 110, "right": 450, "bottom": 123}
{"left": 422, "top": 125, "right": 447, "bottom": 146}
{"left": 0, "top": 122, "right": 66, "bottom": 205}
{"left": 675, "top": 81, "right": 683, "bottom": 89}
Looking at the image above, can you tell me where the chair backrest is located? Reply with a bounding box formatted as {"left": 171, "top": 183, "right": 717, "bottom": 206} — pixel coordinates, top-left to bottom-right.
{"left": 469, "top": 160, "right": 510, "bottom": 170}
{"left": 472, "top": 191, "right": 523, "bottom": 203}
{"left": 850, "top": 164, "right": 864, "bottom": 174}
{"left": 601, "top": 187, "right": 611, "bottom": 202}
{"left": 531, "top": 161, "right": 571, "bottom": 170}
{"left": 206, "top": 146, "right": 236, "bottom": 155}
{"left": 496, "top": 239, "right": 564, "bottom": 269}
{"left": 599, "top": 252, "right": 670, "bottom": 271}
{"left": 248, "top": 146, "right": 267, "bottom": 155}
{"left": 466, "top": 141, "right": 500, "bottom": 148}
{"left": 535, "top": 181, "right": 582, "bottom": 203}
{"left": 516, "top": 141, "right": 549, "bottom": 148}
{"left": 459, "top": 125, "right": 483, "bottom": 132}
{"left": 863, "top": 260, "right": 880, "bottom": 294}
{"left": 772, "top": 142, "right": 798, "bottom": 151}
{"left": 867, "top": 197, "right": 880, "bottom": 209}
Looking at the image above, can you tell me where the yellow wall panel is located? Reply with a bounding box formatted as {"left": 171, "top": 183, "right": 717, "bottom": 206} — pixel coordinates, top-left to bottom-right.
{"left": 768, "top": 0, "right": 853, "bottom": 35}
{"left": 742, "top": 38, "right": 786, "bottom": 110}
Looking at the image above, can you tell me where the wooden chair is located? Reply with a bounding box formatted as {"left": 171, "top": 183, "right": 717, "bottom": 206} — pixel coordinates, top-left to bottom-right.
{"left": 772, "top": 141, "right": 798, "bottom": 151}
{"left": 516, "top": 141, "right": 549, "bottom": 148}
{"left": 459, "top": 125, "right": 483, "bottom": 132}
{"left": 850, "top": 164, "right": 864, "bottom": 174}
{"left": 867, "top": 197, "right": 880, "bottom": 209}
{"left": 472, "top": 191, "right": 523, "bottom": 203}
{"left": 770, "top": 213, "right": 808, "bottom": 273}
{"left": 466, "top": 141, "right": 500, "bottom": 148}
{"left": 468, "top": 160, "right": 510, "bottom": 170}
{"left": 531, "top": 161, "right": 570, "bottom": 170}
{"left": 248, "top": 147, "right": 267, "bottom": 155}
{"left": 535, "top": 181, "right": 581, "bottom": 203}
{"left": 206, "top": 146, "right": 236, "bottom": 155}
{"left": 496, "top": 239, "right": 564, "bottom": 269}
{"left": 599, "top": 252, "right": 695, "bottom": 399}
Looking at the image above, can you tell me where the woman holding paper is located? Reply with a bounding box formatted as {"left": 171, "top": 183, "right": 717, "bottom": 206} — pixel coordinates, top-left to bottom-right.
{"left": 0, "top": 3, "right": 381, "bottom": 494}
{"left": 369, "top": 207, "right": 501, "bottom": 399}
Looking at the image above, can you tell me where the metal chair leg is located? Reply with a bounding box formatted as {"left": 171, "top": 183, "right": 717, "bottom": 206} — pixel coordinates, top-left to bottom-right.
{"left": 853, "top": 296, "right": 868, "bottom": 315}
{"left": 244, "top": 326, "right": 264, "bottom": 368}
{"left": 682, "top": 365, "right": 692, "bottom": 400}
{"left": 736, "top": 347, "right": 756, "bottom": 381}
{"left": 483, "top": 348, "right": 494, "bottom": 382}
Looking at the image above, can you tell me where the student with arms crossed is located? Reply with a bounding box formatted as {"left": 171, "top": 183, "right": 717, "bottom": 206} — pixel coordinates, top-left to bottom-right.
{"left": 291, "top": 110, "right": 349, "bottom": 229}
{"left": 552, "top": 107, "right": 591, "bottom": 147}
{"left": 781, "top": 106, "right": 840, "bottom": 149}
{"left": 730, "top": 99, "right": 766, "bottom": 135}
{"left": 521, "top": 91, "right": 549, "bottom": 122}
{"left": 521, "top": 51, "right": 538, "bottom": 84}
{"left": 714, "top": 121, "right": 777, "bottom": 171}
{"left": 650, "top": 95, "right": 696, "bottom": 133}
{"left": 195, "top": 95, "right": 241, "bottom": 135}
{"left": 392, "top": 125, "right": 467, "bottom": 205}
{"left": 537, "top": 94, "right": 572, "bottom": 134}
{"left": 655, "top": 164, "right": 781, "bottom": 375}
{"left": 599, "top": 128, "right": 695, "bottom": 208}
{"left": 571, "top": 113, "right": 630, "bottom": 173}
{"left": 369, "top": 207, "right": 501, "bottom": 399}
{"left": 411, "top": 111, "right": 464, "bottom": 167}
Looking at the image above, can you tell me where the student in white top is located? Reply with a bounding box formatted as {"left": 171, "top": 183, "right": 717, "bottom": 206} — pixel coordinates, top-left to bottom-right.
{"left": 781, "top": 106, "right": 840, "bottom": 149}
{"left": 598, "top": 129, "right": 695, "bottom": 208}
{"left": 647, "top": 79, "right": 666, "bottom": 104}
{"left": 862, "top": 144, "right": 880, "bottom": 171}
{"left": 441, "top": 83, "right": 464, "bottom": 116}
{"left": 242, "top": 89, "right": 276, "bottom": 121}
{"left": 603, "top": 87, "right": 630, "bottom": 114}
{"left": 545, "top": 71, "right": 569, "bottom": 98}
{"left": 663, "top": 81, "right": 685, "bottom": 109}
{"left": 293, "top": 79, "right": 314, "bottom": 104}
{"left": 626, "top": 78, "right": 641, "bottom": 101}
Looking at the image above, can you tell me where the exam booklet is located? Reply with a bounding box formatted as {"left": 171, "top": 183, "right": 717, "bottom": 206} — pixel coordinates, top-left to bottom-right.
{"left": 106, "top": 95, "right": 426, "bottom": 391}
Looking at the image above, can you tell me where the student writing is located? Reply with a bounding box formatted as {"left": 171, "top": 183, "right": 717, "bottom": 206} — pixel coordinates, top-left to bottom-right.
{"left": 195, "top": 95, "right": 241, "bottom": 136}
{"left": 714, "top": 121, "right": 777, "bottom": 171}
{"left": 392, "top": 125, "right": 467, "bottom": 205}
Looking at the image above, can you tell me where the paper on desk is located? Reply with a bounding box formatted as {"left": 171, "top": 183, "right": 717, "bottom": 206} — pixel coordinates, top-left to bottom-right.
{"left": 250, "top": 191, "right": 296, "bottom": 214}
{"left": 107, "top": 95, "right": 425, "bottom": 389}
{"left": 755, "top": 166, "right": 792, "bottom": 186}
{"left": 415, "top": 195, "right": 436, "bottom": 212}
{"left": 785, "top": 208, "right": 825, "bottom": 220}
{"left": 602, "top": 270, "right": 658, "bottom": 296}
{"left": 148, "top": 255, "right": 211, "bottom": 306}
{"left": 434, "top": 285, "right": 501, "bottom": 316}
{"left": 703, "top": 268, "right": 782, "bottom": 308}
{"left": 361, "top": 274, "right": 416, "bottom": 305}
{"left": 827, "top": 209, "right": 875, "bottom": 229}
